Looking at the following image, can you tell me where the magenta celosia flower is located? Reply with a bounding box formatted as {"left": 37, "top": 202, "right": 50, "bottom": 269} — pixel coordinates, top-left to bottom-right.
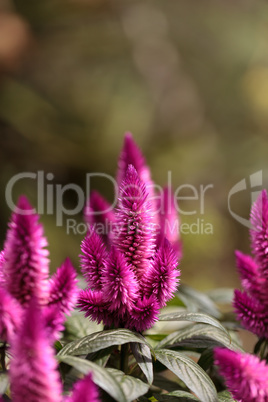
{"left": 0, "top": 196, "right": 78, "bottom": 343}
{"left": 78, "top": 135, "right": 181, "bottom": 332}
{"left": 250, "top": 189, "right": 268, "bottom": 273}
{"left": 113, "top": 165, "right": 155, "bottom": 279}
{"left": 78, "top": 288, "right": 114, "bottom": 327}
{"left": 214, "top": 348, "right": 268, "bottom": 402}
{"left": 157, "top": 187, "right": 182, "bottom": 258}
{"left": 0, "top": 250, "right": 5, "bottom": 286}
{"left": 0, "top": 287, "right": 22, "bottom": 342}
{"left": 233, "top": 190, "right": 268, "bottom": 338}
{"left": 48, "top": 258, "right": 78, "bottom": 315}
{"left": 233, "top": 289, "right": 268, "bottom": 338}
{"left": 80, "top": 229, "right": 108, "bottom": 291}
{"left": 102, "top": 247, "right": 139, "bottom": 314}
{"left": 127, "top": 295, "right": 159, "bottom": 332}
{"left": 84, "top": 190, "right": 115, "bottom": 243}
{"left": 66, "top": 373, "right": 99, "bottom": 402}
{"left": 143, "top": 239, "right": 180, "bottom": 308}
{"left": 117, "top": 132, "right": 153, "bottom": 191}
{"left": 9, "top": 301, "right": 63, "bottom": 402}
{"left": 3, "top": 195, "right": 50, "bottom": 306}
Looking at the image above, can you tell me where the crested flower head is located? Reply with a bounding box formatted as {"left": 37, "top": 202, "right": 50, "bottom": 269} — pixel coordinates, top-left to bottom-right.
{"left": 47, "top": 258, "right": 78, "bottom": 315}
{"left": 143, "top": 238, "right": 180, "bottom": 307}
{"left": 250, "top": 189, "right": 268, "bottom": 274}
{"left": 66, "top": 372, "right": 99, "bottom": 402}
{"left": 78, "top": 135, "right": 180, "bottom": 332}
{"left": 0, "top": 287, "right": 22, "bottom": 342}
{"left": 0, "top": 250, "right": 5, "bottom": 286}
{"left": 214, "top": 348, "right": 268, "bottom": 402}
{"left": 234, "top": 189, "right": 268, "bottom": 338}
{"left": 9, "top": 300, "right": 62, "bottom": 402}
{"left": 80, "top": 229, "right": 108, "bottom": 291}
{"left": 101, "top": 247, "right": 139, "bottom": 314}
{"left": 3, "top": 196, "right": 49, "bottom": 306}
{"left": 113, "top": 164, "right": 155, "bottom": 279}
{"left": 233, "top": 289, "right": 268, "bottom": 338}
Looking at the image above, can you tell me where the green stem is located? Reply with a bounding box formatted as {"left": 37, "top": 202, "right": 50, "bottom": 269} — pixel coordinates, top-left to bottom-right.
{"left": 120, "top": 343, "right": 129, "bottom": 374}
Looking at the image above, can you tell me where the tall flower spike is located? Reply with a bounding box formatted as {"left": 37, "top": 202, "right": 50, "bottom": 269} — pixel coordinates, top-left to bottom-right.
{"left": 9, "top": 300, "right": 62, "bottom": 402}
{"left": 117, "top": 133, "right": 158, "bottom": 222}
{"left": 80, "top": 229, "right": 108, "bottom": 291}
{"left": 0, "top": 287, "right": 22, "bottom": 343}
{"left": 214, "top": 348, "right": 268, "bottom": 402}
{"left": 77, "top": 289, "right": 114, "bottom": 327}
{"left": 143, "top": 239, "right": 180, "bottom": 308}
{"left": 0, "top": 250, "right": 5, "bottom": 286}
{"left": 157, "top": 187, "right": 182, "bottom": 258}
{"left": 250, "top": 189, "right": 268, "bottom": 275}
{"left": 117, "top": 132, "right": 152, "bottom": 189}
{"left": 47, "top": 258, "right": 78, "bottom": 315}
{"left": 113, "top": 165, "right": 155, "bottom": 279}
{"left": 66, "top": 373, "right": 100, "bottom": 402}
{"left": 102, "top": 247, "right": 139, "bottom": 315}
{"left": 233, "top": 289, "right": 268, "bottom": 338}
{"left": 235, "top": 251, "right": 268, "bottom": 303}
{"left": 84, "top": 190, "right": 115, "bottom": 243}
{"left": 3, "top": 196, "right": 49, "bottom": 306}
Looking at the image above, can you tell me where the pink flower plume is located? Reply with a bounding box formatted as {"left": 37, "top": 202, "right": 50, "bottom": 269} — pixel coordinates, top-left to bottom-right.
{"left": 48, "top": 258, "right": 78, "bottom": 315}
{"left": 214, "top": 348, "right": 268, "bottom": 402}
{"left": 3, "top": 196, "right": 49, "bottom": 306}
{"left": 9, "top": 300, "right": 62, "bottom": 402}
{"left": 66, "top": 372, "right": 99, "bottom": 402}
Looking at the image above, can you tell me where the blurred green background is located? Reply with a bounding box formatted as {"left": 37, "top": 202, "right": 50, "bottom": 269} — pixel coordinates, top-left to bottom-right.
{"left": 1, "top": 0, "right": 268, "bottom": 290}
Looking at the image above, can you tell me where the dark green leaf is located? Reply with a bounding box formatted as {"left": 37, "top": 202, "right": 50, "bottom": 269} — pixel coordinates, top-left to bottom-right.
{"left": 58, "top": 328, "right": 153, "bottom": 357}
{"left": 156, "top": 324, "right": 243, "bottom": 351}
{"left": 107, "top": 368, "right": 149, "bottom": 400}
{"left": 131, "top": 342, "right": 153, "bottom": 385}
{"left": 159, "top": 312, "right": 228, "bottom": 335}
{"left": 197, "top": 348, "right": 215, "bottom": 371}
{"left": 206, "top": 288, "right": 234, "bottom": 304}
{"left": 64, "top": 311, "right": 102, "bottom": 341}
{"left": 218, "top": 390, "right": 238, "bottom": 401}
{"left": 177, "top": 285, "right": 220, "bottom": 318}
{"left": 58, "top": 355, "right": 127, "bottom": 402}
{"left": 155, "top": 349, "right": 218, "bottom": 402}
{"left": 155, "top": 390, "right": 199, "bottom": 401}
{"left": 153, "top": 373, "right": 184, "bottom": 392}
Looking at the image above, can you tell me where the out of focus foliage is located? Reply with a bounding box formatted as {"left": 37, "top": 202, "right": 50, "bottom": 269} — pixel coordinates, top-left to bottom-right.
{"left": 0, "top": 0, "right": 268, "bottom": 288}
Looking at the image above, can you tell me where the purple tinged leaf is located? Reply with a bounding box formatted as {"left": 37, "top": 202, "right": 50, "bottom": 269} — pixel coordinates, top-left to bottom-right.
{"left": 48, "top": 258, "right": 78, "bottom": 315}
{"left": 102, "top": 248, "right": 139, "bottom": 315}
{"left": 9, "top": 300, "right": 62, "bottom": 402}
{"left": 3, "top": 196, "right": 49, "bottom": 306}
{"left": 80, "top": 229, "right": 108, "bottom": 291}
{"left": 143, "top": 239, "right": 180, "bottom": 307}
{"left": 66, "top": 372, "right": 100, "bottom": 402}
{"left": 214, "top": 348, "right": 268, "bottom": 402}
{"left": 233, "top": 289, "right": 268, "bottom": 338}
{"left": 0, "top": 287, "right": 22, "bottom": 343}
{"left": 113, "top": 165, "right": 155, "bottom": 279}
